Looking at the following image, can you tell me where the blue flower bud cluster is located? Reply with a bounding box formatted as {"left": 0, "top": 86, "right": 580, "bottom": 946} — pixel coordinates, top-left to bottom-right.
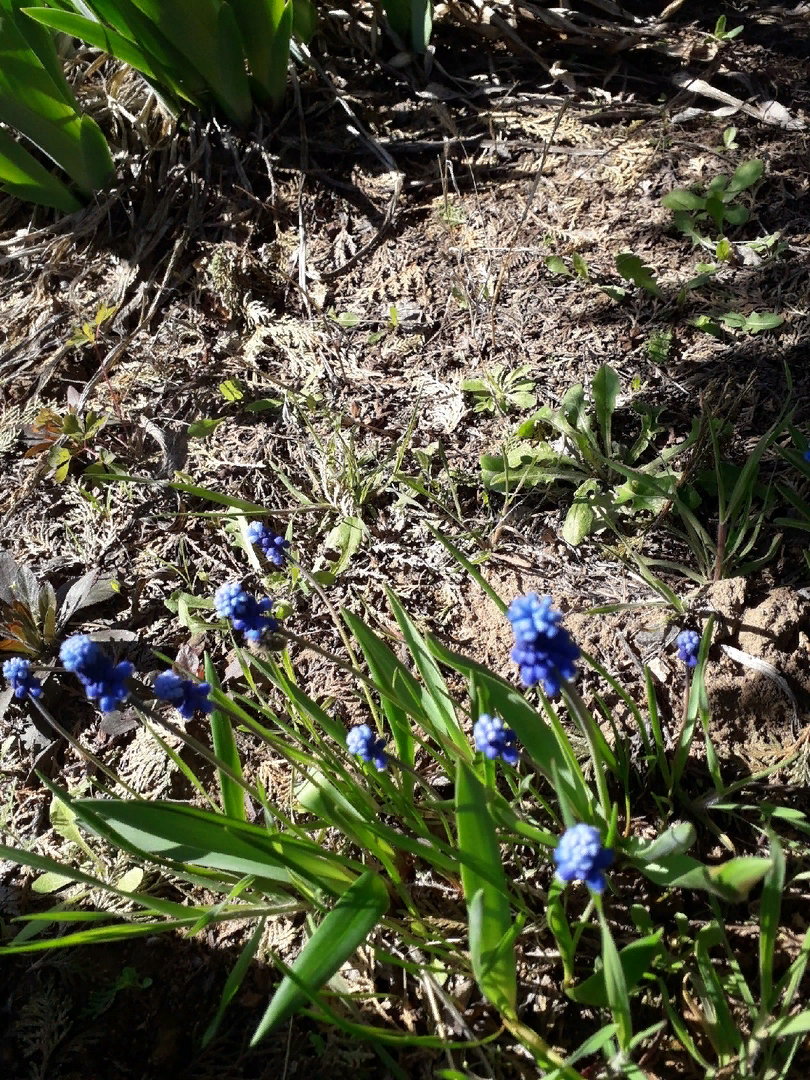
{"left": 804, "top": 448, "right": 810, "bottom": 463}
{"left": 3, "top": 657, "right": 42, "bottom": 700}
{"left": 507, "top": 593, "right": 580, "bottom": 697}
{"left": 214, "top": 583, "right": 278, "bottom": 643}
{"left": 247, "top": 522, "right": 290, "bottom": 568}
{"left": 153, "top": 672, "right": 212, "bottom": 718}
{"left": 59, "top": 635, "right": 134, "bottom": 713}
{"left": 554, "top": 823, "right": 613, "bottom": 893}
{"left": 346, "top": 724, "right": 387, "bottom": 771}
{"left": 675, "top": 629, "right": 701, "bottom": 668}
{"left": 473, "top": 713, "right": 519, "bottom": 765}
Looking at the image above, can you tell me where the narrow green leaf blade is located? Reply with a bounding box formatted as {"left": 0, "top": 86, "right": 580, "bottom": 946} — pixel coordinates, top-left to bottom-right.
{"left": 455, "top": 761, "right": 516, "bottom": 1014}
{"left": 205, "top": 654, "right": 246, "bottom": 821}
{"left": 251, "top": 870, "right": 389, "bottom": 1042}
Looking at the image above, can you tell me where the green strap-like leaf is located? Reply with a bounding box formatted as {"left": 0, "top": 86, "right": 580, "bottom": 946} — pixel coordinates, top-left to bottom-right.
{"left": 0, "top": 124, "right": 81, "bottom": 210}
{"left": 455, "top": 761, "right": 516, "bottom": 1014}
{"left": 205, "top": 654, "right": 246, "bottom": 821}
{"left": 251, "top": 870, "right": 389, "bottom": 1043}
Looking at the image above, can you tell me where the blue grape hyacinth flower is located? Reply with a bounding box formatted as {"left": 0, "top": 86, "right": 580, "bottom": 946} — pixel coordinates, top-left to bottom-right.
{"left": 3, "top": 657, "right": 42, "bottom": 700}
{"left": 346, "top": 724, "right": 387, "bottom": 771}
{"left": 153, "top": 672, "right": 213, "bottom": 718}
{"left": 214, "top": 583, "right": 279, "bottom": 643}
{"left": 675, "top": 629, "right": 701, "bottom": 668}
{"left": 59, "top": 635, "right": 134, "bottom": 713}
{"left": 246, "top": 522, "right": 290, "bottom": 568}
{"left": 473, "top": 713, "right": 519, "bottom": 765}
{"left": 506, "top": 593, "right": 580, "bottom": 697}
{"left": 554, "top": 823, "right": 613, "bottom": 893}
{"left": 804, "top": 448, "right": 810, "bottom": 464}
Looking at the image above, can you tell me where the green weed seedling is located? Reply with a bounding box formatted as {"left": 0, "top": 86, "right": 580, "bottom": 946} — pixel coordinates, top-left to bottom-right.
{"left": 662, "top": 159, "right": 764, "bottom": 255}
{"left": 462, "top": 364, "right": 537, "bottom": 416}
{"left": 480, "top": 364, "right": 698, "bottom": 545}
{"left": 23, "top": 405, "right": 110, "bottom": 484}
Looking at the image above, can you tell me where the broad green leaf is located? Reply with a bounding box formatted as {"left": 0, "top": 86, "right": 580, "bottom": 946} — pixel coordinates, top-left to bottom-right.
{"left": 592, "top": 364, "right": 619, "bottom": 454}
{"left": 187, "top": 416, "right": 224, "bottom": 438}
{"left": 562, "top": 479, "right": 598, "bottom": 546}
{"left": 206, "top": 655, "right": 246, "bottom": 821}
{"left": 615, "top": 253, "right": 663, "bottom": 298}
{"left": 661, "top": 189, "right": 706, "bottom": 211}
{"left": 0, "top": 125, "right": 81, "bottom": 211}
{"left": 546, "top": 255, "right": 571, "bottom": 276}
{"left": 0, "top": 6, "right": 113, "bottom": 192}
{"left": 567, "top": 930, "right": 663, "bottom": 1007}
{"left": 629, "top": 822, "right": 696, "bottom": 863}
{"left": 455, "top": 761, "right": 516, "bottom": 1014}
{"left": 765, "top": 1011, "right": 810, "bottom": 1040}
{"left": 251, "top": 870, "right": 389, "bottom": 1042}
{"left": 71, "top": 798, "right": 356, "bottom": 894}
{"left": 323, "top": 516, "right": 366, "bottom": 575}
{"left": 229, "top": 0, "right": 292, "bottom": 105}
{"left": 725, "top": 158, "right": 763, "bottom": 196}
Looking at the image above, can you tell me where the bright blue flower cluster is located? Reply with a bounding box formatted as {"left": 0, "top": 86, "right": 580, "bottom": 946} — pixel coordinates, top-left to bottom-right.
{"left": 59, "top": 635, "right": 134, "bottom": 713}
{"left": 3, "top": 657, "right": 42, "bottom": 700}
{"left": 675, "top": 629, "right": 701, "bottom": 668}
{"left": 153, "top": 672, "right": 212, "bottom": 718}
{"left": 214, "top": 583, "right": 278, "bottom": 643}
{"left": 507, "top": 593, "right": 580, "bottom": 697}
{"left": 473, "top": 713, "right": 519, "bottom": 765}
{"left": 804, "top": 448, "right": 810, "bottom": 463}
{"left": 554, "top": 823, "right": 613, "bottom": 893}
{"left": 247, "top": 522, "right": 290, "bottom": 568}
{"left": 346, "top": 724, "right": 387, "bottom": 771}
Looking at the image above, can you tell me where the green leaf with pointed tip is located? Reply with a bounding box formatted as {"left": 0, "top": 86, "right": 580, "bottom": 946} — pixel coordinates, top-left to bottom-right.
{"left": 615, "top": 253, "right": 663, "bottom": 298}
{"left": 71, "top": 798, "right": 356, "bottom": 894}
{"left": 661, "top": 189, "right": 706, "bottom": 211}
{"left": 592, "top": 364, "right": 619, "bottom": 453}
{"left": 455, "top": 761, "right": 516, "bottom": 1014}
{"left": 567, "top": 930, "right": 663, "bottom": 1007}
{"left": 251, "top": 870, "right": 389, "bottom": 1042}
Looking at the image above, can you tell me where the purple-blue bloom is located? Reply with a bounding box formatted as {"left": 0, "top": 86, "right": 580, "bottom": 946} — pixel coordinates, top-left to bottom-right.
{"left": 506, "top": 593, "right": 580, "bottom": 697}
{"left": 804, "top": 448, "right": 810, "bottom": 464}
{"left": 675, "top": 629, "right": 701, "bottom": 668}
{"left": 214, "top": 583, "right": 278, "bottom": 643}
{"left": 346, "top": 724, "right": 387, "bottom": 771}
{"left": 59, "top": 635, "right": 133, "bottom": 712}
{"left": 473, "top": 713, "right": 519, "bottom": 765}
{"left": 3, "top": 657, "right": 42, "bottom": 700}
{"left": 246, "top": 522, "right": 290, "bottom": 568}
{"left": 153, "top": 671, "right": 213, "bottom": 718}
{"left": 554, "top": 823, "right": 613, "bottom": 893}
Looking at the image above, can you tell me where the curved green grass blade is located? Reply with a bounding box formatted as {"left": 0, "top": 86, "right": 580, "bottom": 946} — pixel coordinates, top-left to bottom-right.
{"left": 455, "top": 760, "right": 516, "bottom": 1015}
{"left": 251, "top": 870, "right": 389, "bottom": 1043}
{"left": 202, "top": 916, "right": 265, "bottom": 1048}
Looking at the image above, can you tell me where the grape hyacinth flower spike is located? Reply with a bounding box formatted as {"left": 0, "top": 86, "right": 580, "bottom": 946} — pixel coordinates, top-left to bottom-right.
{"left": 675, "top": 629, "right": 701, "bottom": 668}
{"left": 347, "top": 724, "right": 387, "bottom": 771}
{"left": 214, "top": 583, "right": 278, "bottom": 643}
{"left": 554, "top": 823, "right": 613, "bottom": 893}
{"left": 473, "top": 713, "right": 519, "bottom": 765}
{"left": 153, "top": 672, "right": 213, "bottom": 718}
{"left": 506, "top": 593, "right": 580, "bottom": 697}
{"left": 246, "top": 522, "right": 290, "bottom": 568}
{"left": 3, "top": 657, "right": 42, "bottom": 700}
{"left": 804, "top": 448, "right": 810, "bottom": 464}
{"left": 59, "top": 635, "right": 134, "bottom": 713}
